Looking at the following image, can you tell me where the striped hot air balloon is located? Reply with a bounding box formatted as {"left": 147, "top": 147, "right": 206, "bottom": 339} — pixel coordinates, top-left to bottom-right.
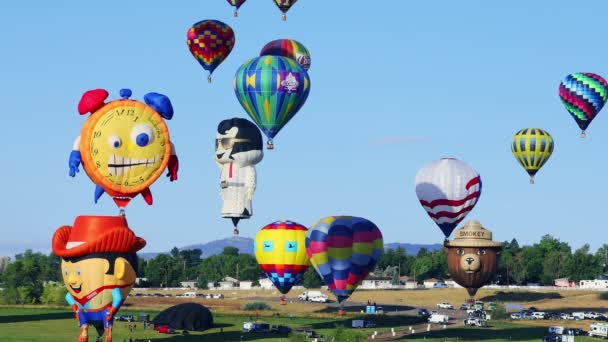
{"left": 559, "top": 72, "right": 608, "bottom": 138}
{"left": 305, "top": 216, "right": 383, "bottom": 308}
{"left": 234, "top": 56, "right": 310, "bottom": 149}
{"left": 415, "top": 158, "right": 482, "bottom": 238}
{"left": 260, "top": 39, "right": 311, "bottom": 71}
{"left": 511, "top": 128, "right": 554, "bottom": 184}
{"left": 254, "top": 221, "right": 309, "bottom": 301}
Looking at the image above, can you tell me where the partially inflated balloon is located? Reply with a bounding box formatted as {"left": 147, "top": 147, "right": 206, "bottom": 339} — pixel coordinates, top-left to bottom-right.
{"left": 187, "top": 20, "right": 235, "bottom": 82}
{"left": 260, "top": 39, "right": 311, "bottom": 71}
{"left": 559, "top": 72, "right": 608, "bottom": 138}
{"left": 254, "top": 221, "right": 310, "bottom": 297}
{"left": 306, "top": 216, "right": 383, "bottom": 305}
{"left": 273, "top": 0, "right": 299, "bottom": 20}
{"left": 234, "top": 56, "right": 310, "bottom": 149}
{"left": 415, "top": 158, "right": 482, "bottom": 238}
{"left": 226, "top": 0, "right": 247, "bottom": 16}
{"left": 511, "top": 128, "right": 554, "bottom": 184}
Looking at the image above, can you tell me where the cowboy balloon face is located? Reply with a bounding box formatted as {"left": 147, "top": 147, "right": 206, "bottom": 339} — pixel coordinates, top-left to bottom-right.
{"left": 215, "top": 118, "right": 263, "bottom": 166}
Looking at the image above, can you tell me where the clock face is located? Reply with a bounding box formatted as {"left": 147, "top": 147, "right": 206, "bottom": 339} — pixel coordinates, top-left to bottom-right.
{"left": 80, "top": 99, "right": 170, "bottom": 195}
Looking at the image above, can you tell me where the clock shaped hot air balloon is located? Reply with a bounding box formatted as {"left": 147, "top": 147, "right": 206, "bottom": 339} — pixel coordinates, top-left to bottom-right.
{"left": 187, "top": 20, "right": 235, "bottom": 83}
{"left": 254, "top": 220, "right": 310, "bottom": 304}
{"left": 415, "top": 158, "right": 481, "bottom": 238}
{"left": 306, "top": 216, "right": 383, "bottom": 314}
{"left": 511, "top": 128, "right": 554, "bottom": 184}
{"left": 559, "top": 72, "right": 608, "bottom": 138}
{"left": 68, "top": 89, "right": 178, "bottom": 211}
{"left": 234, "top": 56, "right": 310, "bottom": 149}
{"left": 226, "top": 0, "right": 247, "bottom": 17}
{"left": 260, "top": 39, "right": 311, "bottom": 71}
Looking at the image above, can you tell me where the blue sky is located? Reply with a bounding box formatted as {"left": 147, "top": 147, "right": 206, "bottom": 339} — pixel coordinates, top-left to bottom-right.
{"left": 1, "top": 1, "right": 607, "bottom": 257}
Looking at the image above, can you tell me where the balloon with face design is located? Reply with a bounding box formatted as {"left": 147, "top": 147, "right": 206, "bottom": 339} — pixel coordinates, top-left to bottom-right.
{"left": 69, "top": 89, "right": 178, "bottom": 209}
{"left": 214, "top": 118, "right": 263, "bottom": 235}
{"left": 52, "top": 215, "right": 145, "bottom": 342}
{"left": 444, "top": 220, "right": 503, "bottom": 297}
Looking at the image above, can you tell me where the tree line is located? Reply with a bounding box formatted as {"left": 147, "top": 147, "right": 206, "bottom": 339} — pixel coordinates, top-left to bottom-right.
{"left": 0, "top": 235, "right": 605, "bottom": 304}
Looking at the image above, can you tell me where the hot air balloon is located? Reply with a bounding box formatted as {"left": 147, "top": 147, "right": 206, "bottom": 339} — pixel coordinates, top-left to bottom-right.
{"left": 187, "top": 20, "right": 235, "bottom": 83}
{"left": 559, "top": 72, "right": 608, "bottom": 138}
{"left": 69, "top": 89, "right": 178, "bottom": 212}
{"left": 215, "top": 118, "right": 263, "bottom": 235}
{"left": 260, "top": 39, "right": 311, "bottom": 71}
{"left": 415, "top": 158, "right": 482, "bottom": 238}
{"left": 254, "top": 220, "right": 310, "bottom": 304}
{"left": 273, "top": 0, "right": 299, "bottom": 20}
{"left": 511, "top": 128, "right": 554, "bottom": 184}
{"left": 234, "top": 56, "right": 310, "bottom": 149}
{"left": 52, "top": 215, "right": 145, "bottom": 342}
{"left": 306, "top": 216, "right": 383, "bottom": 314}
{"left": 444, "top": 220, "right": 503, "bottom": 298}
{"left": 226, "top": 0, "right": 247, "bottom": 17}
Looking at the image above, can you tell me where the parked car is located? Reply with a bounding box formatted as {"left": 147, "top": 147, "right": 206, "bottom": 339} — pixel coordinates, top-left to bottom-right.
{"left": 417, "top": 308, "right": 430, "bottom": 317}
{"left": 437, "top": 302, "right": 454, "bottom": 309}
{"left": 155, "top": 325, "right": 175, "bottom": 334}
{"left": 428, "top": 313, "right": 449, "bottom": 324}
{"left": 270, "top": 325, "right": 292, "bottom": 334}
{"left": 460, "top": 303, "right": 472, "bottom": 310}
{"left": 544, "top": 312, "right": 560, "bottom": 320}
{"left": 510, "top": 312, "right": 522, "bottom": 320}
{"left": 547, "top": 326, "right": 564, "bottom": 335}
{"left": 564, "top": 328, "right": 586, "bottom": 336}
{"left": 116, "top": 314, "right": 134, "bottom": 322}
{"left": 433, "top": 282, "right": 448, "bottom": 288}
{"left": 464, "top": 317, "right": 487, "bottom": 327}
{"left": 532, "top": 312, "right": 547, "bottom": 320}
{"left": 352, "top": 319, "right": 376, "bottom": 328}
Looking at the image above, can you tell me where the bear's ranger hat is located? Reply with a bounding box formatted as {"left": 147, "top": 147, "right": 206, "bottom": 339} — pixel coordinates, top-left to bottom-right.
{"left": 444, "top": 220, "right": 503, "bottom": 248}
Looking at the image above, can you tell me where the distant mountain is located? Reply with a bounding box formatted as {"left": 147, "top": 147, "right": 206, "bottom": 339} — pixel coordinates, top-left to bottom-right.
{"left": 384, "top": 243, "right": 442, "bottom": 255}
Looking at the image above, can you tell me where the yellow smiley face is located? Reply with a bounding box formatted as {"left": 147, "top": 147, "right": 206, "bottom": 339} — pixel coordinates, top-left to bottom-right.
{"left": 80, "top": 100, "right": 170, "bottom": 194}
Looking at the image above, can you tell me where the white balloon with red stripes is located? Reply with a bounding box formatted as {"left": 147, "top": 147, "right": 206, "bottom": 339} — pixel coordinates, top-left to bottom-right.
{"left": 414, "top": 158, "right": 482, "bottom": 238}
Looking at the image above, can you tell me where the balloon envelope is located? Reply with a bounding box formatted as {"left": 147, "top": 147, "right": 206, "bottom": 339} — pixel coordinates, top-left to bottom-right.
{"left": 306, "top": 216, "right": 383, "bottom": 304}
{"left": 511, "top": 128, "right": 554, "bottom": 184}
{"left": 187, "top": 20, "right": 235, "bottom": 77}
{"left": 234, "top": 56, "right": 310, "bottom": 147}
{"left": 559, "top": 72, "right": 608, "bottom": 136}
{"left": 260, "top": 39, "right": 311, "bottom": 70}
{"left": 415, "top": 158, "right": 482, "bottom": 238}
{"left": 254, "top": 221, "right": 310, "bottom": 294}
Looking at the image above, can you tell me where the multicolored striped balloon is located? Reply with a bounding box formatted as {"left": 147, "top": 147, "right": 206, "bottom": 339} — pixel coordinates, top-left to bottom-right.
{"left": 415, "top": 158, "right": 482, "bottom": 238}
{"left": 511, "top": 128, "right": 554, "bottom": 184}
{"left": 273, "top": 0, "right": 299, "bottom": 20}
{"left": 306, "top": 216, "right": 383, "bottom": 304}
{"left": 226, "top": 0, "right": 247, "bottom": 16}
{"left": 254, "top": 221, "right": 310, "bottom": 295}
{"left": 260, "top": 39, "right": 311, "bottom": 71}
{"left": 234, "top": 56, "right": 310, "bottom": 149}
{"left": 559, "top": 72, "right": 608, "bottom": 138}
{"left": 187, "top": 20, "right": 235, "bottom": 82}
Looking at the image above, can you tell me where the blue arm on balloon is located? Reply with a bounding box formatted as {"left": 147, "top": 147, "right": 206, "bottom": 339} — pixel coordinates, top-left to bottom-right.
{"left": 65, "top": 292, "right": 75, "bottom": 306}
{"left": 94, "top": 185, "right": 105, "bottom": 204}
{"left": 111, "top": 288, "right": 122, "bottom": 308}
{"left": 69, "top": 151, "right": 81, "bottom": 177}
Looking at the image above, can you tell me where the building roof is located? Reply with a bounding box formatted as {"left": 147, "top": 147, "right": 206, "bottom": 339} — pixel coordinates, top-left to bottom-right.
{"left": 364, "top": 276, "right": 392, "bottom": 281}
{"left": 222, "top": 276, "right": 239, "bottom": 283}
{"left": 424, "top": 278, "right": 440, "bottom": 282}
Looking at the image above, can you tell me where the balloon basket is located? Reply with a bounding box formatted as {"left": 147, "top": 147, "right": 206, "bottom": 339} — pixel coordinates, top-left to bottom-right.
{"left": 266, "top": 140, "right": 274, "bottom": 150}
{"left": 338, "top": 309, "right": 346, "bottom": 316}
{"left": 234, "top": 10, "right": 238, "bottom": 17}
{"left": 280, "top": 299, "right": 287, "bottom": 305}
{"left": 207, "top": 76, "right": 212, "bottom": 83}
{"left": 233, "top": 228, "right": 239, "bottom": 235}
{"left": 529, "top": 177, "right": 535, "bottom": 185}
{"left": 282, "top": 13, "right": 287, "bottom": 21}
{"left": 581, "top": 131, "right": 586, "bottom": 138}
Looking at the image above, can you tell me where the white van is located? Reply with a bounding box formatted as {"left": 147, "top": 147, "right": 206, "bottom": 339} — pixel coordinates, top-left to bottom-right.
{"left": 532, "top": 312, "right": 546, "bottom": 319}
{"left": 589, "top": 323, "right": 608, "bottom": 338}
{"left": 183, "top": 291, "right": 197, "bottom": 298}
{"left": 572, "top": 312, "right": 585, "bottom": 320}
{"left": 298, "top": 291, "right": 328, "bottom": 302}
{"left": 428, "top": 314, "right": 449, "bottom": 324}
{"left": 548, "top": 326, "right": 564, "bottom": 334}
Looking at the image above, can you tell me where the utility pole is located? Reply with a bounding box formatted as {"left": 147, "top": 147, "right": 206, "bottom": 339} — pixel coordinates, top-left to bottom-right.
{"left": 236, "top": 263, "right": 239, "bottom": 281}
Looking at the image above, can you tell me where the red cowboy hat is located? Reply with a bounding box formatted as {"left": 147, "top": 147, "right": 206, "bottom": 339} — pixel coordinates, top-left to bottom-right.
{"left": 52, "top": 215, "right": 146, "bottom": 258}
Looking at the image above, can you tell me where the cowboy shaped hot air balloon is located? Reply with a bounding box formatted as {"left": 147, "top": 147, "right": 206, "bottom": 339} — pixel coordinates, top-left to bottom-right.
{"left": 273, "top": 0, "right": 299, "bottom": 21}
{"left": 234, "top": 56, "right": 310, "bottom": 149}
{"left": 187, "top": 20, "right": 235, "bottom": 83}
{"left": 254, "top": 220, "right": 310, "bottom": 304}
{"left": 52, "top": 215, "right": 145, "bottom": 342}
{"left": 215, "top": 118, "right": 263, "bottom": 235}
{"left": 226, "top": 0, "right": 247, "bottom": 17}
{"left": 69, "top": 89, "right": 178, "bottom": 212}
{"left": 415, "top": 158, "right": 482, "bottom": 239}
{"left": 559, "top": 72, "right": 608, "bottom": 138}
{"left": 306, "top": 216, "right": 383, "bottom": 314}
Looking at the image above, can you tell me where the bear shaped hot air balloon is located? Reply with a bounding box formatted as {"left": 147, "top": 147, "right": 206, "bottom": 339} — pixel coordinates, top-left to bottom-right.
{"left": 444, "top": 220, "right": 503, "bottom": 298}
{"left": 306, "top": 216, "right": 383, "bottom": 314}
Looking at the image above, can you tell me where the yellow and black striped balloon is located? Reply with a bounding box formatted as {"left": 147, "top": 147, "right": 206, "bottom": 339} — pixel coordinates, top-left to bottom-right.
{"left": 511, "top": 128, "right": 554, "bottom": 184}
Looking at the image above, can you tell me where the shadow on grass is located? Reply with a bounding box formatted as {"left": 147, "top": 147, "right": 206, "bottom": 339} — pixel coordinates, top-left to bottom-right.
{"left": 479, "top": 291, "right": 562, "bottom": 302}
{"left": 600, "top": 292, "right": 608, "bottom": 300}
{"left": 399, "top": 325, "right": 547, "bottom": 340}
{"left": 0, "top": 311, "right": 73, "bottom": 323}
{"left": 128, "top": 331, "right": 290, "bottom": 341}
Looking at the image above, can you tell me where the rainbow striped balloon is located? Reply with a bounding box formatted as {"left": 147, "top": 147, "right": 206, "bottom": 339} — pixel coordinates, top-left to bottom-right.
{"left": 260, "top": 39, "right": 311, "bottom": 71}
{"left": 254, "top": 221, "right": 310, "bottom": 294}
{"left": 559, "top": 72, "right": 608, "bottom": 137}
{"left": 306, "top": 216, "right": 383, "bottom": 304}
